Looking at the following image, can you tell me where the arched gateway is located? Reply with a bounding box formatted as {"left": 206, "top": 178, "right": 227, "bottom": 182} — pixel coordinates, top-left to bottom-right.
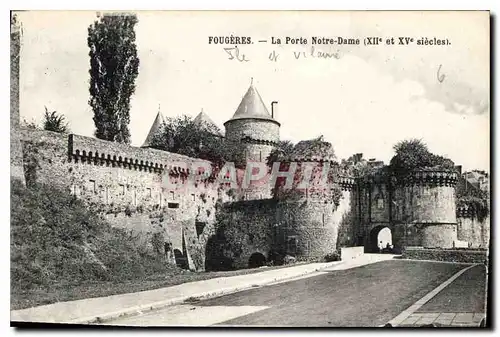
{"left": 248, "top": 252, "right": 267, "bottom": 268}
{"left": 368, "top": 225, "right": 393, "bottom": 253}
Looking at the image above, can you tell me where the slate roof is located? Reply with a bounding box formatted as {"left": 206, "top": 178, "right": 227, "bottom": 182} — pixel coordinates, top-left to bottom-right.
{"left": 224, "top": 81, "right": 279, "bottom": 125}
{"left": 142, "top": 111, "right": 165, "bottom": 147}
{"left": 194, "top": 110, "right": 224, "bottom": 136}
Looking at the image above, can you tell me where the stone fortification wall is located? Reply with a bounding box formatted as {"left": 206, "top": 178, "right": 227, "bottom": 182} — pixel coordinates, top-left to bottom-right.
{"left": 20, "top": 129, "right": 220, "bottom": 271}
{"left": 457, "top": 207, "right": 490, "bottom": 249}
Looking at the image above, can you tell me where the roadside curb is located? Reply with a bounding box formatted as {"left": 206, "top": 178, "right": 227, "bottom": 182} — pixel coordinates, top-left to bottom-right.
{"left": 69, "top": 260, "right": 345, "bottom": 325}
{"left": 397, "top": 258, "right": 479, "bottom": 265}
{"left": 382, "top": 264, "right": 478, "bottom": 327}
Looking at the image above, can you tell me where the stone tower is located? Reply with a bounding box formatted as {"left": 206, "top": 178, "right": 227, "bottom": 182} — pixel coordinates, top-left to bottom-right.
{"left": 392, "top": 170, "right": 459, "bottom": 248}
{"left": 10, "top": 13, "right": 25, "bottom": 184}
{"left": 224, "top": 80, "right": 280, "bottom": 164}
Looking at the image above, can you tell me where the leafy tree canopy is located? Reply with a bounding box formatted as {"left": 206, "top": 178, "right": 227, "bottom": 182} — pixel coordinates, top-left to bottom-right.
{"left": 266, "top": 140, "right": 295, "bottom": 167}
{"left": 88, "top": 13, "right": 140, "bottom": 144}
{"left": 389, "top": 138, "right": 455, "bottom": 174}
{"left": 149, "top": 115, "right": 240, "bottom": 168}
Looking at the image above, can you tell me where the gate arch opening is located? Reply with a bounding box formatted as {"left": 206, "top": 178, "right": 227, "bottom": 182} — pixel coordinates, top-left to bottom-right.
{"left": 174, "top": 249, "right": 188, "bottom": 269}
{"left": 369, "top": 226, "right": 393, "bottom": 253}
{"left": 248, "top": 252, "right": 266, "bottom": 268}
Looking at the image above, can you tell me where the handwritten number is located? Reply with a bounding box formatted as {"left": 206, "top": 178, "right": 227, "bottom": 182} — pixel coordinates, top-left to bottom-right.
{"left": 437, "top": 64, "right": 445, "bottom": 83}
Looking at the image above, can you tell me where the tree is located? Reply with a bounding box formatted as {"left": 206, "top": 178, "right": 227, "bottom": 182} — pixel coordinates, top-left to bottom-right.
{"left": 389, "top": 138, "right": 454, "bottom": 173}
{"left": 149, "top": 115, "right": 230, "bottom": 168}
{"left": 88, "top": 13, "right": 140, "bottom": 144}
{"left": 42, "top": 107, "right": 69, "bottom": 133}
{"left": 266, "top": 140, "right": 295, "bottom": 167}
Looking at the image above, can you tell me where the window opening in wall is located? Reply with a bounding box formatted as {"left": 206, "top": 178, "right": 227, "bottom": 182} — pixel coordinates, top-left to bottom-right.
{"left": 168, "top": 202, "right": 179, "bottom": 209}
{"left": 377, "top": 198, "right": 384, "bottom": 209}
{"left": 88, "top": 180, "right": 96, "bottom": 194}
{"left": 195, "top": 221, "right": 206, "bottom": 237}
{"left": 147, "top": 188, "right": 152, "bottom": 198}
{"left": 71, "top": 184, "right": 81, "bottom": 196}
{"left": 287, "top": 236, "right": 298, "bottom": 255}
{"left": 170, "top": 191, "right": 175, "bottom": 200}
{"left": 119, "top": 184, "right": 125, "bottom": 195}
{"left": 191, "top": 193, "right": 196, "bottom": 201}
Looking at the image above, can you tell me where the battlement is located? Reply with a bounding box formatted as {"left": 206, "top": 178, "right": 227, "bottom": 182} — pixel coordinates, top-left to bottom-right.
{"left": 397, "top": 169, "right": 459, "bottom": 187}
{"left": 68, "top": 134, "right": 212, "bottom": 175}
{"left": 337, "top": 177, "right": 356, "bottom": 191}
{"left": 457, "top": 206, "right": 474, "bottom": 218}
{"left": 240, "top": 135, "right": 279, "bottom": 146}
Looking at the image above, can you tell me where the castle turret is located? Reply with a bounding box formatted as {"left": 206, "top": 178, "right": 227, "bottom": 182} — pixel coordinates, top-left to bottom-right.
{"left": 224, "top": 79, "right": 280, "bottom": 164}
{"left": 142, "top": 109, "right": 165, "bottom": 148}
{"left": 392, "top": 169, "right": 459, "bottom": 248}
{"left": 273, "top": 137, "right": 356, "bottom": 260}
{"left": 194, "top": 109, "right": 223, "bottom": 137}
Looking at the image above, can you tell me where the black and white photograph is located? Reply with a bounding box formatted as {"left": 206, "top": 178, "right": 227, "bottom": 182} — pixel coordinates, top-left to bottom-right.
{"left": 9, "top": 9, "right": 490, "bottom": 328}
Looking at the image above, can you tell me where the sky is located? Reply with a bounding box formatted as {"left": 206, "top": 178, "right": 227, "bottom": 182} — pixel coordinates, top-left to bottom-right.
{"left": 17, "top": 11, "right": 490, "bottom": 171}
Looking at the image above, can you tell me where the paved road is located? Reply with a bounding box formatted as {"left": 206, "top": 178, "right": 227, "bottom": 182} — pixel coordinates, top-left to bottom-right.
{"left": 107, "top": 260, "right": 483, "bottom": 327}
{"left": 417, "top": 264, "right": 487, "bottom": 313}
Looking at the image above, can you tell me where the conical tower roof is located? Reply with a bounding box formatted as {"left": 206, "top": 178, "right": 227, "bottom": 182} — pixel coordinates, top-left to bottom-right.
{"left": 142, "top": 110, "right": 165, "bottom": 147}
{"left": 224, "top": 80, "right": 279, "bottom": 126}
{"left": 194, "top": 109, "right": 224, "bottom": 136}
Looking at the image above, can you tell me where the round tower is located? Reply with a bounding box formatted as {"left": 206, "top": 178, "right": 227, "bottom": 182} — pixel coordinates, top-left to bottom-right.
{"left": 273, "top": 138, "right": 354, "bottom": 261}
{"left": 224, "top": 80, "right": 280, "bottom": 164}
{"left": 393, "top": 169, "right": 459, "bottom": 248}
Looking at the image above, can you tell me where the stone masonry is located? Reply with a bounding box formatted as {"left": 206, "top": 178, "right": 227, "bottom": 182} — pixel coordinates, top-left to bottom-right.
{"left": 12, "top": 78, "right": 488, "bottom": 270}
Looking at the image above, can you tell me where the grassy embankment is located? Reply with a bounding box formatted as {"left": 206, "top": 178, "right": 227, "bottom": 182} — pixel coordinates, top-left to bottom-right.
{"left": 10, "top": 180, "right": 288, "bottom": 310}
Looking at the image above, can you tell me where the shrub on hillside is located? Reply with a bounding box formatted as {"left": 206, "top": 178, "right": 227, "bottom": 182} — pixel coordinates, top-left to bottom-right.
{"left": 324, "top": 251, "right": 341, "bottom": 262}
{"left": 10, "top": 180, "right": 176, "bottom": 290}
{"left": 283, "top": 255, "right": 297, "bottom": 265}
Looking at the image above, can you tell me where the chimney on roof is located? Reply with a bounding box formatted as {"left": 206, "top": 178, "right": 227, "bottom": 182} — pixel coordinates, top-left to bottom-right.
{"left": 271, "top": 101, "right": 278, "bottom": 118}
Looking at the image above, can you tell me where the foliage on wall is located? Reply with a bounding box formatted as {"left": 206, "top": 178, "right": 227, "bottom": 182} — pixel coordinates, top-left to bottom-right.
{"left": 42, "top": 107, "right": 70, "bottom": 133}
{"left": 456, "top": 175, "right": 489, "bottom": 222}
{"left": 389, "top": 138, "right": 455, "bottom": 175}
{"left": 149, "top": 115, "right": 245, "bottom": 172}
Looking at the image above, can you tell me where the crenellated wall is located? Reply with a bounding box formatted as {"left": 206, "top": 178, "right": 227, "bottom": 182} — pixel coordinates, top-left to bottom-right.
{"left": 16, "top": 127, "right": 487, "bottom": 271}
{"left": 356, "top": 169, "right": 463, "bottom": 251}
{"left": 20, "top": 128, "right": 220, "bottom": 271}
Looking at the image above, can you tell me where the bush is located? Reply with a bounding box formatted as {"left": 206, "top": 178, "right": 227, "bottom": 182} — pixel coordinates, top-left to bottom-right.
{"left": 283, "top": 255, "right": 297, "bottom": 265}
{"left": 324, "top": 251, "right": 341, "bottom": 262}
